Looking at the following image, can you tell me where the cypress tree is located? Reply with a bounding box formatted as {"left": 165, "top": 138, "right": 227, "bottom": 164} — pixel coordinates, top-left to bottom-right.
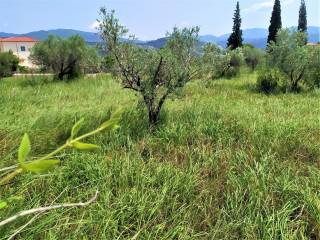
{"left": 267, "top": 0, "right": 282, "bottom": 44}
{"left": 227, "top": 1, "right": 243, "bottom": 50}
{"left": 298, "top": 0, "right": 307, "bottom": 32}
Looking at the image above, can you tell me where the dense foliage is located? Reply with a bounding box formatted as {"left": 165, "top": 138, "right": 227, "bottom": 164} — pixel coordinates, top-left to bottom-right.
{"left": 267, "top": 0, "right": 282, "bottom": 44}
{"left": 202, "top": 43, "right": 243, "bottom": 79}
{"left": 30, "top": 35, "right": 99, "bottom": 80}
{"left": 242, "top": 45, "right": 264, "bottom": 71}
{"left": 267, "top": 30, "right": 312, "bottom": 92}
{"left": 227, "top": 1, "right": 243, "bottom": 50}
{"left": 98, "top": 8, "right": 200, "bottom": 124}
{"left": 0, "top": 51, "right": 19, "bottom": 79}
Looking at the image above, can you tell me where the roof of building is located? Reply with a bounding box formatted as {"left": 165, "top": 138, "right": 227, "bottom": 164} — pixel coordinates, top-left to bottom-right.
{"left": 0, "top": 37, "right": 39, "bottom": 42}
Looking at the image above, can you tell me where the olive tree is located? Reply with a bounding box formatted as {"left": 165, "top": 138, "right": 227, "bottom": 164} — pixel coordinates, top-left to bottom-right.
{"left": 267, "top": 29, "right": 309, "bottom": 92}
{"left": 202, "top": 43, "right": 243, "bottom": 79}
{"left": 30, "top": 35, "right": 98, "bottom": 80}
{"left": 98, "top": 8, "right": 200, "bottom": 124}
{"left": 242, "top": 45, "right": 264, "bottom": 71}
{"left": 305, "top": 46, "right": 320, "bottom": 88}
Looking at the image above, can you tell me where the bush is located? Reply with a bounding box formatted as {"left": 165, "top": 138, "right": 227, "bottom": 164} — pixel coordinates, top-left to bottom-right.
{"left": 0, "top": 51, "right": 19, "bottom": 78}
{"left": 243, "top": 46, "right": 264, "bottom": 71}
{"left": 257, "top": 69, "right": 280, "bottom": 94}
{"left": 202, "top": 43, "right": 243, "bottom": 80}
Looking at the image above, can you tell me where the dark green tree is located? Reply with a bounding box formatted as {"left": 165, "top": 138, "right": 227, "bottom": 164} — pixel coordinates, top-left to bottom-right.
{"left": 267, "top": 0, "right": 282, "bottom": 44}
{"left": 0, "top": 51, "right": 19, "bottom": 79}
{"left": 298, "top": 0, "right": 307, "bottom": 32}
{"left": 227, "top": 1, "right": 243, "bottom": 50}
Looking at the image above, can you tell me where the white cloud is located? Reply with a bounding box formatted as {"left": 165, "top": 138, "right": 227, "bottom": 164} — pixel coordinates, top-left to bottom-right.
{"left": 244, "top": 0, "right": 295, "bottom": 13}
{"left": 90, "top": 20, "right": 100, "bottom": 30}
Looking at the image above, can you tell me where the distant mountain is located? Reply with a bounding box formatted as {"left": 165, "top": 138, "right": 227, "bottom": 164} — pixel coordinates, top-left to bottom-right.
{"left": 0, "top": 29, "right": 101, "bottom": 42}
{"left": 0, "top": 26, "right": 319, "bottom": 49}
{"left": 200, "top": 26, "right": 319, "bottom": 48}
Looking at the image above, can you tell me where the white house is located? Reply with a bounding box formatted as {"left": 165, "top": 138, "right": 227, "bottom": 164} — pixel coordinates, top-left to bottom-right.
{"left": 0, "top": 37, "right": 39, "bottom": 68}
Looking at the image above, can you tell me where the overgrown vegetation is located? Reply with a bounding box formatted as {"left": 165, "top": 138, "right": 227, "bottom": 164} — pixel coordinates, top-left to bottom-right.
{"left": 0, "top": 73, "right": 319, "bottom": 239}
{"left": 0, "top": 1, "right": 319, "bottom": 238}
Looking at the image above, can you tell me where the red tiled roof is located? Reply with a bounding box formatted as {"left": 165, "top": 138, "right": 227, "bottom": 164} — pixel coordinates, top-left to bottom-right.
{"left": 0, "top": 37, "right": 39, "bottom": 42}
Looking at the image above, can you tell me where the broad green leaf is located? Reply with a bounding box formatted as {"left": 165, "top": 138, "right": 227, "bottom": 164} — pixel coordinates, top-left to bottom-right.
{"left": 111, "top": 108, "right": 123, "bottom": 121}
{"left": 18, "top": 133, "right": 31, "bottom": 165}
{"left": 7, "top": 196, "right": 24, "bottom": 202}
{"left": 0, "top": 201, "right": 7, "bottom": 209}
{"left": 72, "top": 141, "right": 100, "bottom": 151}
{"left": 71, "top": 118, "right": 84, "bottom": 139}
{"left": 100, "top": 108, "right": 123, "bottom": 130}
{"left": 100, "top": 120, "right": 120, "bottom": 131}
{"left": 24, "top": 159, "right": 60, "bottom": 173}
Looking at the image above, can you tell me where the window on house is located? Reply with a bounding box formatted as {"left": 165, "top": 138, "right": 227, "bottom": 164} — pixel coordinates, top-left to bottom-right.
{"left": 20, "top": 46, "right": 26, "bottom": 52}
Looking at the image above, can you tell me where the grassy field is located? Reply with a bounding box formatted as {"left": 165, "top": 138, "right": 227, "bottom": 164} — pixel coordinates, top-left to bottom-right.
{"left": 0, "top": 72, "right": 320, "bottom": 239}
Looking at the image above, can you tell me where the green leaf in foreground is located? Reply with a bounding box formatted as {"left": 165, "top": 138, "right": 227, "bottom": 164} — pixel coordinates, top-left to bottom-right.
{"left": 0, "top": 201, "right": 8, "bottom": 210}
{"left": 72, "top": 142, "right": 100, "bottom": 151}
{"left": 23, "top": 159, "right": 60, "bottom": 173}
{"left": 18, "top": 133, "right": 31, "bottom": 165}
{"left": 100, "top": 108, "right": 123, "bottom": 130}
{"left": 71, "top": 118, "right": 84, "bottom": 139}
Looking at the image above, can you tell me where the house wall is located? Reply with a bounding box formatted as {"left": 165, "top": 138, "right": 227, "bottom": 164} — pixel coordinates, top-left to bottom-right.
{"left": 0, "top": 41, "right": 37, "bottom": 68}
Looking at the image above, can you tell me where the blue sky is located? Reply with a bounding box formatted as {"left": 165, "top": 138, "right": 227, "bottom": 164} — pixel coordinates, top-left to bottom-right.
{"left": 1, "top": 0, "right": 319, "bottom": 40}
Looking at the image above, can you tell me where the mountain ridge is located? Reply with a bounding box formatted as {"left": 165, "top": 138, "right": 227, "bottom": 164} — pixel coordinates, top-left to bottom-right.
{"left": 0, "top": 26, "right": 319, "bottom": 49}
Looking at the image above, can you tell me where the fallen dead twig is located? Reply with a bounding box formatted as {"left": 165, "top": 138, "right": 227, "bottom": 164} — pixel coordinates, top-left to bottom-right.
{"left": 0, "top": 190, "right": 98, "bottom": 228}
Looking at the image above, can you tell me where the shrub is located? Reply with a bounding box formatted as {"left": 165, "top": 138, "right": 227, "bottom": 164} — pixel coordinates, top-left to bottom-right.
{"left": 243, "top": 46, "right": 264, "bottom": 71}
{"left": 202, "top": 43, "right": 243, "bottom": 79}
{"left": 0, "top": 51, "right": 19, "bottom": 78}
{"left": 30, "top": 35, "right": 99, "bottom": 80}
{"left": 256, "top": 69, "right": 280, "bottom": 94}
{"left": 101, "top": 54, "right": 115, "bottom": 73}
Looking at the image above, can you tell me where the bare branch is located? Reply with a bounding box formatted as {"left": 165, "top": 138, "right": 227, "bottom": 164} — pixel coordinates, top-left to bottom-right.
{"left": 0, "top": 190, "right": 99, "bottom": 228}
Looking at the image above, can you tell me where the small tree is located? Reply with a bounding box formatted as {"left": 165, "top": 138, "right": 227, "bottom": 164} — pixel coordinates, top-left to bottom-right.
{"left": 267, "top": 29, "right": 309, "bottom": 92}
{"left": 305, "top": 46, "right": 320, "bottom": 88}
{"left": 243, "top": 46, "right": 264, "bottom": 71}
{"left": 30, "top": 35, "right": 97, "bottom": 80}
{"left": 227, "top": 1, "right": 243, "bottom": 50}
{"left": 98, "top": 8, "right": 200, "bottom": 124}
{"left": 267, "top": 0, "right": 282, "bottom": 44}
{"left": 0, "top": 51, "right": 19, "bottom": 79}
{"left": 202, "top": 43, "right": 243, "bottom": 79}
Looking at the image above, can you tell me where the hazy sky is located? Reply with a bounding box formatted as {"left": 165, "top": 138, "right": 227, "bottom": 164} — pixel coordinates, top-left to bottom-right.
{"left": 1, "top": 0, "right": 319, "bottom": 40}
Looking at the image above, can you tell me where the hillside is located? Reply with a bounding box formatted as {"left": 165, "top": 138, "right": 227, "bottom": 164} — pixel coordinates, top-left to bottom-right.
{"left": 1, "top": 26, "right": 318, "bottom": 49}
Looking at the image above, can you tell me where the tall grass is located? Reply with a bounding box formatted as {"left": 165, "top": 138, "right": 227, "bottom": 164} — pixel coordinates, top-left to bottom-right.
{"left": 0, "top": 73, "right": 319, "bottom": 239}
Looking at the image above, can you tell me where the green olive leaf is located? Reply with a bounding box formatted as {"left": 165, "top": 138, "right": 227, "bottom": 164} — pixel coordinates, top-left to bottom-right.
{"left": 24, "top": 159, "right": 60, "bottom": 173}
{"left": 72, "top": 141, "right": 100, "bottom": 151}
{"left": 71, "top": 118, "right": 84, "bottom": 139}
{"left": 18, "top": 133, "right": 31, "bottom": 165}
{"left": 0, "top": 201, "right": 8, "bottom": 210}
{"left": 100, "top": 108, "right": 123, "bottom": 130}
